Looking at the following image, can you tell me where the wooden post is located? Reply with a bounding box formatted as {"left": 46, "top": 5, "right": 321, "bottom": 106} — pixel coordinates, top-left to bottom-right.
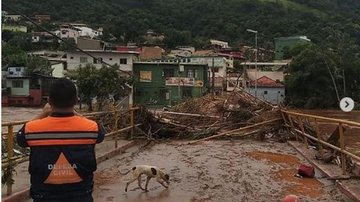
{"left": 130, "top": 106, "right": 134, "bottom": 137}
{"left": 339, "top": 123, "right": 346, "bottom": 175}
{"left": 298, "top": 116, "right": 308, "bottom": 148}
{"left": 288, "top": 115, "right": 297, "bottom": 141}
{"left": 113, "top": 110, "right": 119, "bottom": 148}
{"left": 280, "top": 111, "right": 288, "bottom": 125}
{"left": 314, "top": 118, "right": 324, "bottom": 158}
{"left": 7, "top": 125, "right": 14, "bottom": 196}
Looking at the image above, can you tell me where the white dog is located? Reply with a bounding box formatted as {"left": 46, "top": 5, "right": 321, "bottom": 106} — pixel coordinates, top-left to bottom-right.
{"left": 121, "top": 165, "right": 170, "bottom": 192}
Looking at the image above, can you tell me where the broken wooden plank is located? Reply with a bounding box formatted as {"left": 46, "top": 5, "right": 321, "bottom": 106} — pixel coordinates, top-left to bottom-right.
{"left": 158, "top": 111, "right": 220, "bottom": 119}
{"left": 327, "top": 175, "right": 351, "bottom": 180}
{"left": 188, "top": 118, "right": 282, "bottom": 144}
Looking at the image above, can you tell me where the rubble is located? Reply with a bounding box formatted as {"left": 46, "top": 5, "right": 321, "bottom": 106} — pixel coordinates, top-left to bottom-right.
{"left": 135, "top": 90, "right": 284, "bottom": 141}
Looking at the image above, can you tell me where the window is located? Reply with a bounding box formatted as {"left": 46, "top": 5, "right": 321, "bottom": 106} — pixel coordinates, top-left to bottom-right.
{"left": 194, "top": 70, "right": 198, "bottom": 78}
{"left": 187, "top": 69, "right": 194, "bottom": 78}
{"left": 80, "top": 57, "right": 87, "bottom": 63}
{"left": 264, "top": 91, "right": 268, "bottom": 95}
{"left": 214, "top": 68, "right": 219, "bottom": 73}
{"left": 93, "top": 58, "right": 102, "bottom": 64}
{"left": 109, "top": 58, "right": 113, "bottom": 61}
{"left": 120, "top": 58, "right": 127, "bottom": 64}
{"left": 163, "top": 69, "right": 174, "bottom": 77}
{"left": 228, "top": 82, "right": 236, "bottom": 87}
{"left": 12, "top": 80, "right": 23, "bottom": 88}
{"left": 70, "top": 56, "right": 74, "bottom": 59}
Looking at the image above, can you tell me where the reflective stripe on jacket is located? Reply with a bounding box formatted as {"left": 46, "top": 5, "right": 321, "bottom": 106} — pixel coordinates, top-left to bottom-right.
{"left": 16, "top": 112, "right": 105, "bottom": 199}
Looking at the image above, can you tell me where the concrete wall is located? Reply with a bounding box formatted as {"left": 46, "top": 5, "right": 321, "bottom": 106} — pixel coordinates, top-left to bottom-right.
{"left": 67, "top": 52, "right": 136, "bottom": 72}
{"left": 133, "top": 63, "right": 208, "bottom": 107}
{"left": 247, "top": 87, "right": 285, "bottom": 105}
{"left": 274, "top": 37, "right": 310, "bottom": 60}
{"left": 2, "top": 25, "right": 27, "bottom": 32}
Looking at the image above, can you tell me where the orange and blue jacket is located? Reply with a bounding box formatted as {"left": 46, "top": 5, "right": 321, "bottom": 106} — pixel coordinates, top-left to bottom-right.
{"left": 16, "top": 112, "right": 105, "bottom": 199}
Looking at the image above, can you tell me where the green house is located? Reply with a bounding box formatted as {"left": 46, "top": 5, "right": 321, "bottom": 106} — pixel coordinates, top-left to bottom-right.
{"left": 274, "top": 36, "right": 311, "bottom": 60}
{"left": 133, "top": 62, "right": 209, "bottom": 108}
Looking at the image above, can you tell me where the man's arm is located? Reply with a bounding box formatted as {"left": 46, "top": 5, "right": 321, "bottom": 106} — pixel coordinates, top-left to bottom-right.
{"left": 16, "top": 126, "right": 28, "bottom": 147}
{"left": 97, "top": 123, "right": 106, "bottom": 143}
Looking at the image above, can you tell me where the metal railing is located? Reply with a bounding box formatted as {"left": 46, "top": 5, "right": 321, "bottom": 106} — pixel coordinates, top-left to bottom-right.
{"left": 1, "top": 107, "right": 139, "bottom": 196}
{"left": 281, "top": 110, "right": 360, "bottom": 175}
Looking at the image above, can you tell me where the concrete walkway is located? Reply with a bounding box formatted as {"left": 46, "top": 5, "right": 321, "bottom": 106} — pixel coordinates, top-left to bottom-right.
{"left": 289, "top": 141, "right": 360, "bottom": 202}
{"left": 1, "top": 137, "right": 135, "bottom": 202}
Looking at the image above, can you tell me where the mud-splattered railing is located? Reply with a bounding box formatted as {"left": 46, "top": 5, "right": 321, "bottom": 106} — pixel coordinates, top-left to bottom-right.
{"left": 281, "top": 110, "right": 360, "bottom": 175}
{"left": 1, "top": 107, "right": 139, "bottom": 196}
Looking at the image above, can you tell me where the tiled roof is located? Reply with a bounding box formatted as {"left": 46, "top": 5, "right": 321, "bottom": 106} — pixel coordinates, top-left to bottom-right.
{"left": 249, "top": 76, "right": 284, "bottom": 88}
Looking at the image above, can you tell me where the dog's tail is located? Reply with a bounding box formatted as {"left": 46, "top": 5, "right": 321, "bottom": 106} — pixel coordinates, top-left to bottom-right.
{"left": 118, "top": 169, "right": 131, "bottom": 176}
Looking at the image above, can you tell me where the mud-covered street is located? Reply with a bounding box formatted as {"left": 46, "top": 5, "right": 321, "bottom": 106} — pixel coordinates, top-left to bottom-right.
{"left": 93, "top": 140, "right": 351, "bottom": 202}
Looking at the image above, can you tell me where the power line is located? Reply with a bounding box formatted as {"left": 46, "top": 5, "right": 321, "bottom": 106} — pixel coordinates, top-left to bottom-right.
{"left": 2, "top": 4, "right": 134, "bottom": 77}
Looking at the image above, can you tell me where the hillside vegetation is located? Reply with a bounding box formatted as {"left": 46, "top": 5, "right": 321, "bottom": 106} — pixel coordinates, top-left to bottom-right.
{"left": 4, "top": 0, "right": 360, "bottom": 48}
{"left": 3, "top": 0, "right": 360, "bottom": 109}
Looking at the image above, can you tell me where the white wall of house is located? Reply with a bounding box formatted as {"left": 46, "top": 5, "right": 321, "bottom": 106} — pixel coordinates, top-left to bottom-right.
{"left": 52, "top": 63, "right": 66, "bottom": 78}
{"left": 6, "top": 79, "right": 30, "bottom": 96}
{"left": 60, "top": 28, "right": 80, "bottom": 40}
{"left": 190, "top": 56, "right": 232, "bottom": 78}
{"left": 66, "top": 51, "right": 137, "bottom": 72}
{"left": 75, "top": 26, "right": 103, "bottom": 38}
{"left": 247, "top": 87, "right": 285, "bottom": 105}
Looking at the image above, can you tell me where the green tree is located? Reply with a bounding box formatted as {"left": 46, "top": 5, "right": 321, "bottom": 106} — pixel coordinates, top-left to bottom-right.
{"left": 67, "top": 64, "right": 131, "bottom": 111}
{"left": 285, "top": 45, "right": 340, "bottom": 108}
{"left": 67, "top": 64, "right": 100, "bottom": 111}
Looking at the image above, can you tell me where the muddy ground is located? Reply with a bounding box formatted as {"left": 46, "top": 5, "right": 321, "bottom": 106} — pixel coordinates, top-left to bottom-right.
{"left": 93, "top": 140, "right": 351, "bottom": 202}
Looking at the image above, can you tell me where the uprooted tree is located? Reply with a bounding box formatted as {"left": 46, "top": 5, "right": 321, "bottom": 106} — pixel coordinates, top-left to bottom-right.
{"left": 67, "top": 64, "right": 132, "bottom": 111}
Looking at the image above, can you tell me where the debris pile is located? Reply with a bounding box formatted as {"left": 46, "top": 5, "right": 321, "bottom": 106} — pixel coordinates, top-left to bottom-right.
{"left": 136, "top": 91, "right": 284, "bottom": 141}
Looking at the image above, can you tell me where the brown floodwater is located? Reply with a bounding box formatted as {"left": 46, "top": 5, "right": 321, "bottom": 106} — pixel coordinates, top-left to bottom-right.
{"left": 290, "top": 110, "right": 360, "bottom": 157}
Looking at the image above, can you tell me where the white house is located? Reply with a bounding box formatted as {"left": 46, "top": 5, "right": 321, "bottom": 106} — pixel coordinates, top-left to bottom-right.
{"left": 66, "top": 50, "right": 139, "bottom": 72}
{"left": 58, "top": 23, "right": 103, "bottom": 42}
{"left": 74, "top": 26, "right": 103, "bottom": 38}
{"left": 247, "top": 76, "right": 285, "bottom": 105}
{"left": 210, "top": 39, "right": 229, "bottom": 49}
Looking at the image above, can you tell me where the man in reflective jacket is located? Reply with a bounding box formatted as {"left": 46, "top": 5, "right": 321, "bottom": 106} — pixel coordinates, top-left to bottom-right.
{"left": 17, "top": 78, "right": 105, "bottom": 202}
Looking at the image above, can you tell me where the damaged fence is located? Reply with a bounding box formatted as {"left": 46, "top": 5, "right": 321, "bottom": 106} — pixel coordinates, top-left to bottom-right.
{"left": 281, "top": 110, "right": 360, "bottom": 177}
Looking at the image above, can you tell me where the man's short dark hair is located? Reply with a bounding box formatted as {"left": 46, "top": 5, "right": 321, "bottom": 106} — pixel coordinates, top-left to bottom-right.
{"left": 49, "top": 78, "right": 77, "bottom": 108}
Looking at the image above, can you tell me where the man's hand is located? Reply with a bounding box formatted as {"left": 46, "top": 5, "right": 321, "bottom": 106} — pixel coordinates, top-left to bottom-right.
{"left": 31, "top": 103, "right": 52, "bottom": 121}
{"left": 42, "top": 103, "right": 52, "bottom": 116}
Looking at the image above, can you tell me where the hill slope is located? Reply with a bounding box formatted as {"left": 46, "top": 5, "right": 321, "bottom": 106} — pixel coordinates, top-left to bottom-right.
{"left": 3, "top": 0, "right": 360, "bottom": 48}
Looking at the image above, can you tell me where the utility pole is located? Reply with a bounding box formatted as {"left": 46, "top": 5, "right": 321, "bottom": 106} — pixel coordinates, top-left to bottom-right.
{"left": 212, "top": 56, "right": 215, "bottom": 94}
{"left": 255, "top": 31, "right": 258, "bottom": 98}
{"left": 247, "top": 29, "right": 258, "bottom": 98}
{"left": 178, "top": 60, "right": 181, "bottom": 99}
